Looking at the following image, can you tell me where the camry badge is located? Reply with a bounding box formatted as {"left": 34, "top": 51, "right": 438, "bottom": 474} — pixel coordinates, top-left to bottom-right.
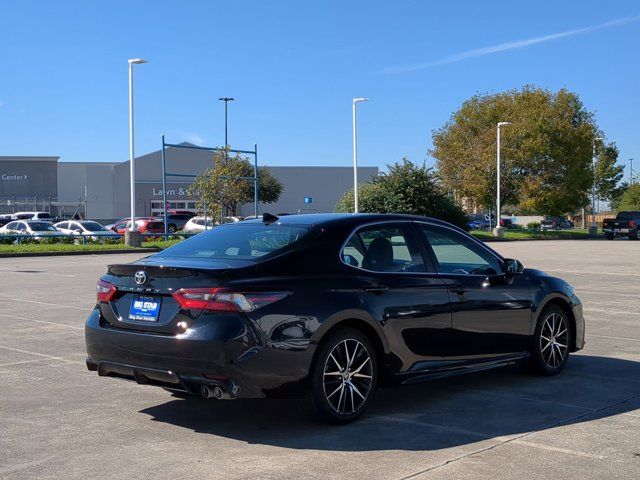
{"left": 134, "top": 271, "right": 147, "bottom": 285}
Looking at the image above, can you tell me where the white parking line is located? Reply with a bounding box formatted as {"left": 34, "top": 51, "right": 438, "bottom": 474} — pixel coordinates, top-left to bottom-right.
{"left": 513, "top": 440, "right": 604, "bottom": 459}
{"left": 0, "top": 358, "right": 62, "bottom": 368}
{"left": 0, "top": 313, "right": 84, "bottom": 330}
{"left": 0, "top": 296, "right": 90, "bottom": 311}
{"left": 0, "top": 345, "right": 81, "bottom": 364}
{"left": 589, "top": 333, "right": 640, "bottom": 343}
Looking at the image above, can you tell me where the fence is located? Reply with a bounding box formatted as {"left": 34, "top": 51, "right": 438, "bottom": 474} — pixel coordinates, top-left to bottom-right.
{"left": 0, "top": 197, "right": 87, "bottom": 219}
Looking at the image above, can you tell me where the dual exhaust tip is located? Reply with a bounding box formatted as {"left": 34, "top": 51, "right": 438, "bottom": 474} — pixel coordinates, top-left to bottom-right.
{"left": 200, "top": 384, "right": 225, "bottom": 400}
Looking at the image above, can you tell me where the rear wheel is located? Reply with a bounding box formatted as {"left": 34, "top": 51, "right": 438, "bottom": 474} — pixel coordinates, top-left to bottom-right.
{"left": 305, "top": 328, "right": 377, "bottom": 424}
{"left": 530, "top": 305, "right": 571, "bottom": 376}
{"left": 628, "top": 229, "right": 640, "bottom": 240}
{"left": 168, "top": 224, "right": 177, "bottom": 233}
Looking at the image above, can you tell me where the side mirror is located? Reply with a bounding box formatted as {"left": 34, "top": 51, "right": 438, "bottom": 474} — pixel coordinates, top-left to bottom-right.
{"left": 504, "top": 258, "right": 524, "bottom": 276}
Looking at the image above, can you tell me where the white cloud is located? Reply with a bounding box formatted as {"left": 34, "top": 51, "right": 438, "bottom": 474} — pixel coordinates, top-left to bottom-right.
{"left": 382, "top": 15, "right": 640, "bottom": 74}
{"left": 184, "top": 133, "right": 205, "bottom": 146}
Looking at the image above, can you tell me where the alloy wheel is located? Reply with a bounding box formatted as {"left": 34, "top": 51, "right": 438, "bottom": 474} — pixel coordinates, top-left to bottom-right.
{"left": 539, "top": 312, "right": 569, "bottom": 369}
{"left": 322, "top": 339, "right": 373, "bottom": 415}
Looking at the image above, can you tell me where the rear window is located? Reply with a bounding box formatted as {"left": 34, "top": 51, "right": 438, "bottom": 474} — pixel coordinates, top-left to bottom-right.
{"left": 158, "top": 224, "right": 312, "bottom": 261}
{"left": 29, "top": 222, "right": 57, "bottom": 231}
{"left": 82, "top": 221, "right": 106, "bottom": 231}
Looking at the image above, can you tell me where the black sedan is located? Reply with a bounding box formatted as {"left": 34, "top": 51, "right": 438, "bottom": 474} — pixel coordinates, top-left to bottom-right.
{"left": 86, "top": 213, "right": 585, "bottom": 423}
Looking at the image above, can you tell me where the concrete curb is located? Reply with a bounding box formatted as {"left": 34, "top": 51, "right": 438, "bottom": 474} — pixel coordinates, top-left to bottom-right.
{"left": 0, "top": 248, "right": 161, "bottom": 258}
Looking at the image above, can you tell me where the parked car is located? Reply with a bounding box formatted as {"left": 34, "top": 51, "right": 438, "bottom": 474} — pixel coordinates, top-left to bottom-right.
{"left": 540, "top": 216, "right": 574, "bottom": 230}
{"left": 219, "top": 216, "right": 243, "bottom": 225}
{"left": 183, "top": 216, "right": 215, "bottom": 233}
{"left": 0, "top": 220, "right": 62, "bottom": 239}
{"left": 106, "top": 217, "right": 154, "bottom": 232}
{"left": 153, "top": 213, "right": 194, "bottom": 233}
{"left": 112, "top": 219, "right": 164, "bottom": 235}
{"left": 11, "top": 211, "right": 56, "bottom": 223}
{"left": 602, "top": 211, "right": 640, "bottom": 240}
{"left": 54, "top": 220, "right": 119, "bottom": 240}
{"left": 86, "top": 213, "right": 584, "bottom": 424}
{"left": 168, "top": 209, "right": 196, "bottom": 217}
{"left": 467, "top": 213, "right": 489, "bottom": 230}
{"left": 0, "top": 214, "right": 12, "bottom": 227}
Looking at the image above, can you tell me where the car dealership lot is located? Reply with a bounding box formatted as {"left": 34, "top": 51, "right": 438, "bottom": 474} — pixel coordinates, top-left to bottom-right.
{"left": 0, "top": 241, "right": 639, "bottom": 480}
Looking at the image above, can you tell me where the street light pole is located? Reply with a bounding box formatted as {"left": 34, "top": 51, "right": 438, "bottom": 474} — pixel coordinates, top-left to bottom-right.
{"left": 218, "top": 97, "right": 235, "bottom": 147}
{"left": 352, "top": 98, "right": 368, "bottom": 213}
{"left": 128, "top": 58, "right": 148, "bottom": 238}
{"left": 495, "top": 122, "right": 511, "bottom": 236}
{"left": 591, "top": 137, "right": 604, "bottom": 235}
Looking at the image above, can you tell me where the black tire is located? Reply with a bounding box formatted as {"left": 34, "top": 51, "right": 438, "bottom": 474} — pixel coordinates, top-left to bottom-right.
{"left": 605, "top": 233, "right": 614, "bottom": 240}
{"left": 628, "top": 229, "right": 639, "bottom": 240}
{"left": 530, "top": 304, "right": 572, "bottom": 376}
{"left": 305, "top": 328, "right": 378, "bottom": 424}
{"left": 168, "top": 224, "right": 177, "bottom": 233}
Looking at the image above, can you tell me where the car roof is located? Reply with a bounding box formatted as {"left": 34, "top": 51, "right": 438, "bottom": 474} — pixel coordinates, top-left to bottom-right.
{"left": 241, "top": 213, "right": 453, "bottom": 228}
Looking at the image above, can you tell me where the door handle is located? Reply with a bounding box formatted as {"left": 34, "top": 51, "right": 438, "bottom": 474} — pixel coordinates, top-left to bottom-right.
{"left": 363, "top": 284, "right": 389, "bottom": 294}
{"left": 449, "top": 285, "right": 469, "bottom": 295}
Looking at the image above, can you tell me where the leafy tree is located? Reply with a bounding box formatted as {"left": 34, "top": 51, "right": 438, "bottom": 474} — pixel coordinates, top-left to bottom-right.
{"left": 595, "top": 142, "right": 624, "bottom": 202}
{"left": 617, "top": 184, "right": 640, "bottom": 211}
{"left": 335, "top": 158, "right": 469, "bottom": 229}
{"left": 609, "top": 181, "right": 629, "bottom": 211}
{"left": 431, "top": 86, "right": 617, "bottom": 215}
{"left": 188, "top": 149, "right": 283, "bottom": 217}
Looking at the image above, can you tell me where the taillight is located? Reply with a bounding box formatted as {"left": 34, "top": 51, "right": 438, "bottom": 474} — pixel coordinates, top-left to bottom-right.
{"left": 96, "top": 280, "right": 117, "bottom": 303}
{"left": 172, "top": 288, "right": 289, "bottom": 312}
{"left": 630, "top": 220, "right": 636, "bottom": 228}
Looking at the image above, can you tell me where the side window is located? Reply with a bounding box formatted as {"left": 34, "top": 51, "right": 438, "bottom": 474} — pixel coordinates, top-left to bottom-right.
{"left": 420, "top": 225, "right": 502, "bottom": 276}
{"left": 16, "top": 222, "right": 27, "bottom": 231}
{"left": 342, "top": 224, "right": 426, "bottom": 273}
{"left": 5, "top": 222, "right": 17, "bottom": 230}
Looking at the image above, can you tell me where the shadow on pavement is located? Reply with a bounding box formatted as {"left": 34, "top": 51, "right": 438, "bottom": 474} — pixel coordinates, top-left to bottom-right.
{"left": 139, "top": 354, "right": 640, "bottom": 451}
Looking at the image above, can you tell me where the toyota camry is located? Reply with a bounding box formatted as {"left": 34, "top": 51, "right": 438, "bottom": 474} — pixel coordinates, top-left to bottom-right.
{"left": 85, "top": 213, "right": 585, "bottom": 423}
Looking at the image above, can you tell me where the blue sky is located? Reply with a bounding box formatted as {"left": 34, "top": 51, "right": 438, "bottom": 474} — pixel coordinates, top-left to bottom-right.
{"left": 1, "top": 1, "right": 639, "bottom": 176}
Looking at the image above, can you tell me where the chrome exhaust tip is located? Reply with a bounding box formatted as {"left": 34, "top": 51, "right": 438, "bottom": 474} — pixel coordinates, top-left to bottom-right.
{"left": 200, "top": 384, "right": 215, "bottom": 399}
{"left": 213, "top": 386, "right": 224, "bottom": 400}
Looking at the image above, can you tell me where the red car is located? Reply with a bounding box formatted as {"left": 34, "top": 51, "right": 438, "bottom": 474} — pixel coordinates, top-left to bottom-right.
{"left": 112, "top": 218, "right": 164, "bottom": 235}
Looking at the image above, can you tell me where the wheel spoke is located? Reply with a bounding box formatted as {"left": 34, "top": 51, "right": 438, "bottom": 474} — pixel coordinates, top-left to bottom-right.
{"left": 323, "top": 338, "right": 372, "bottom": 415}
{"left": 541, "top": 341, "right": 552, "bottom": 352}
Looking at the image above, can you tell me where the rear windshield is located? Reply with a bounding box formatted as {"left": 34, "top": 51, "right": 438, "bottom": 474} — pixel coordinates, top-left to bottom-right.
{"left": 81, "top": 221, "right": 107, "bottom": 231}
{"left": 157, "top": 224, "right": 312, "bottom": 261}
{"left": 29, "top": 222, "right": 57, "bottom": 231}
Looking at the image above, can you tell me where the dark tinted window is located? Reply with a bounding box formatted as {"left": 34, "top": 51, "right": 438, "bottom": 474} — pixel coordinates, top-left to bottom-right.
{"left": 342, "top": 224, "right": 425, "bottom": 272}
{"left": 158, "top": 224, "right": 312, "bottom": 261}
{"left": 80, "top": 221, "right": 106, "bottom": 231}
{"left": 420, "top": 225, "right": 502, "bottom": 276}
{"left": 29, "top": 222, "right": 57, "bottom": 232}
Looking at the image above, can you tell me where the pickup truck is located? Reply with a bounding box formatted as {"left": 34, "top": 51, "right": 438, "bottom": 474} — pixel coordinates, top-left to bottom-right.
{"left": 602, "top": 211, "right": 640, "bottom": 240}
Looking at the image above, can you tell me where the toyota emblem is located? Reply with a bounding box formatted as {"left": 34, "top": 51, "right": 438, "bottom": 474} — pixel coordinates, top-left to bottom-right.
{"left": 134, "top": 271, "right": 147, "bottom": 285}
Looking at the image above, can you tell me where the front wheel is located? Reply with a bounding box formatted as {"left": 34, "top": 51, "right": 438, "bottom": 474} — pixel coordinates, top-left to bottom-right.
{"left": 305, "top": 328, "right": 378, "bottom": 424}
{"left": 530, "top": 305, "right": 572, "bottom": 375}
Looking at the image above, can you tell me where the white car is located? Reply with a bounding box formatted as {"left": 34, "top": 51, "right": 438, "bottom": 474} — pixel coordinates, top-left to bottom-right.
{"left": 183, "top": 216, "right": 215, "bottom": 233}
{"left": 54, "top": 220, "right": 119, "bottom": 240}
{"left": 0, "top": 220, "right": 62, "bottom": 239}
{"left": 11, "top": 211, "right": 56, "bottom": 223}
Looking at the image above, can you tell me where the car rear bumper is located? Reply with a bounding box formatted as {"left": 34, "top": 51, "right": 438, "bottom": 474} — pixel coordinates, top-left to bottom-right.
{"left": 85, "top": 308, "right": 314, "bottom": 398}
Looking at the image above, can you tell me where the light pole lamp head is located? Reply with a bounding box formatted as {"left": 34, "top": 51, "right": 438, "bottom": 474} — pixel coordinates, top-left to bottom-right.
{"left": 353, "top": 98, "right": 369, "bottom": 104}
{"left": 497, "top": 122, "right": 512, "bottom": 128}
{"left": 128, "top": 58, "right": 148, "bottom": 65}
{"left": 219, "top": 97, "right": 235, "bottom": 102}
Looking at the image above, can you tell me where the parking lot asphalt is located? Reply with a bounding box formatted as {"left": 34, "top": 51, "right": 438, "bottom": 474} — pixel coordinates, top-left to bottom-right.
{"left": 1, "top": 240, "right": 639, "bottom": 480}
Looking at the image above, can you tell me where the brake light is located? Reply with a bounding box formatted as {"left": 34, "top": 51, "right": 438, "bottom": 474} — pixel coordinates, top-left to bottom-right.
{"left": 172, "top": 288, "right": 289, "bottom": 312}
{"left": 96, "top": 280, "right": 117, "bottom": 303}
{"left": 630, "top": 220, "right": 636, "bottom": 228}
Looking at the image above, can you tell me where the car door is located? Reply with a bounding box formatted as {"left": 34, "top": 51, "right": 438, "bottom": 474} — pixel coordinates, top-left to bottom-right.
{"left": 417, "top": 223, "right": 532, "bottom": 360}
{"left": 341, "top": 222, "right": 452, "bottom": 372}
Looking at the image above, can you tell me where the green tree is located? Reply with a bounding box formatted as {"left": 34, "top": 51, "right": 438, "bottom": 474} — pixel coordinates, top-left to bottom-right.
{"left": 609, "top": 181, "right": 629, "bottom": 211}
{"left": 335, "top": 158, "right": 469, "bottom": 229}
{"left": 431, "top": 86, "right": 616, "bottom": 215}
{"left": 595, "top": 142, "right": 624, "bottom": 202}
{"left": 617, "top": 184, "right": 640, "bottom": 211}
{"left": 188, "top": 149, "right": 283, "bottom": 217}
